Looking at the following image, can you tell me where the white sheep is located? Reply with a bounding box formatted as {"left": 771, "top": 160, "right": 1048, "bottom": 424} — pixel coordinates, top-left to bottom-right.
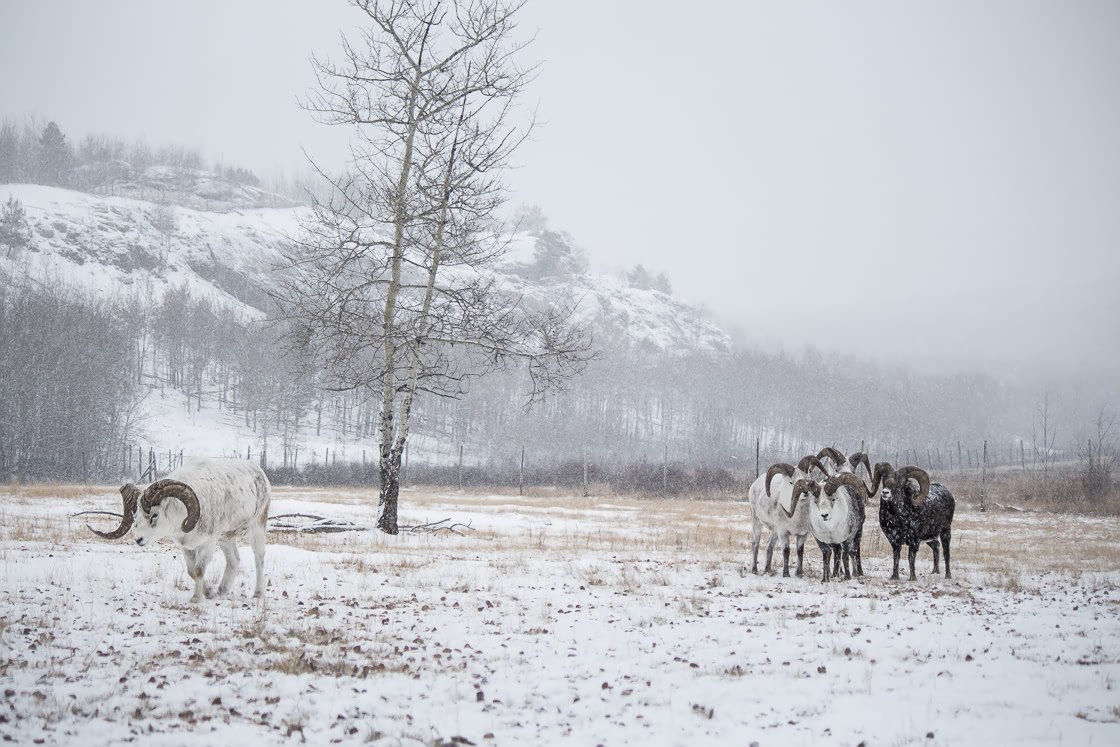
{"left": 796, "top": 473, "right": 870, "bottom": 582}
{"left": 746, "top": 455, "right": 827, "bottom": 577}
{"left": 88, "top": 458, "right": 271, "bottom": 602}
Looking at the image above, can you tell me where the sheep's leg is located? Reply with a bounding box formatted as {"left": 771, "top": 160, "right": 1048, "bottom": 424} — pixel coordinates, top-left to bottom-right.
{"left": 852, "top": 529, "right": 864, "bottom": 577}
{"left": 795, "top": 533, "right": 807, "bottom": 577}
{"left": 840, "top": 543, "right": 852, "bottom": 580}
{"left": 216, "top": 537, "right": 240, "bottom": 597}
{"left": 890, "top": 543, "right": 902, "bottom": 581}
{"left": 764, "top": 533, "right": 777, "bottom": 575}
{"left": 780, "top": 534, "right": 792, "bottom": 578}
{"left": 907, "top": 544, "right": 918, "bottom": 581}
{"left": 928, "top": 539, "right": 941, "bottom": 575}
{"left": 944, "top": 531, "right": 953, "bottom": 579}
{"left": 751, "top": 517, "right": 763, "bottom": 575}
{"left": 817, "top": 541, "right": 831, "bottom": 582}
{"left": 183, "top": 546, "right": 213, "bottom": 602}
{"left": 831, "top": 544, "right": 841, "bottom": 578}
{"left": 249, "top": 520, "right": 267, "bottom": 598}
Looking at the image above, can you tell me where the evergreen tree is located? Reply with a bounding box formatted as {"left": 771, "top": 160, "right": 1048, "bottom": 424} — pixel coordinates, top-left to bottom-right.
{"left": 533, "top": 230, "right": 587, "bottom": 279}
{"left": 38, "top": 121, "right": 72, "bottom": 186}
{"left": 628, "top": 263, "right": 652, "bottom": 290}
{"left": 0, "top": 121, "right": 17, "bottom": 184}
{"left": 0, "top": 195, "right": 31, "bottom": 258}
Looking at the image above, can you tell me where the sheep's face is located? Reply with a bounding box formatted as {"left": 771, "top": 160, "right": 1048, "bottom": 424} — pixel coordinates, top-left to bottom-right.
{"left": 812, "top": 491, "right": 837, "bottom": 522}
{"left": 132, "top": 502, "right": 186, "bottom": 546}
{"left": 879, "top": 481, "right": 894, "bottom": 503}
{"left": 879, "top": 475, "right": 915, "bottom": 504}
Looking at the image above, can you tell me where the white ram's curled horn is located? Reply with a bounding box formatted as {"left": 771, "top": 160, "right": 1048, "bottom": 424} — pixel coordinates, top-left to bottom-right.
{"left": 765, "top": 463, "right": 795, "bottom": 497}
{"left": 797, "top": 455, "right": 827, "bottom": 477}
{"left": 141, "top": 480, "right": 202, "bottom": 532}
{"left": 817, "top": 447, "right": 845, "bottom": 469}
{"left": 826, "top": 472, "right": 870, "bottom": 502}
{"left": 89, "top": 483, "right": 140, "bottom": 539}
{"left": 782, "top": 479, "right": 817, "bottom": 519}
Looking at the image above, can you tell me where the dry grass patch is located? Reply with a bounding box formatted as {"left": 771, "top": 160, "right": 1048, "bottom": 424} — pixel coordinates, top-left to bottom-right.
{"left": 942, "top": 472, "right": 1120, "bottom": 515}
{"left": 0, "top": 512, "right": 68, "bottom": 544}
{"left": 0, "top": 480, "right": 110, "bottom": 501}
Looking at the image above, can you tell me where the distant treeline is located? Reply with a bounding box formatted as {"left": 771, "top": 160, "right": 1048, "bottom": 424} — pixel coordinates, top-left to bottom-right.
{"left": 1, "top": 273, "right": 1113, "bottom": 486}
{"left": 264, "top": 457, "right": 742, "bottom": 495}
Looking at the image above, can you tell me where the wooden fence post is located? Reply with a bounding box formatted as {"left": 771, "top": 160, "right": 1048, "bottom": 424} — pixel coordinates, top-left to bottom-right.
{"left": 583, "top": 446, "right": 589, "bottom": 497}
{"left": 957, "top": 441, "right": 963, "bottom": 476}
{"left": 755, "top": 437, "right": 760, "bottom": 480}
{"left": 663, "top": 443, "right": 668, "bottom": 495}
{"left": 981, "top": 440, "right": 988, "bottom": 512}
{"left": 519, "top": 445, "right": 525, "bottom": 496}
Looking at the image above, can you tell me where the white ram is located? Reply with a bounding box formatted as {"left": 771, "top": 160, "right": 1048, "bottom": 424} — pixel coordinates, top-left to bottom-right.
{"left": 791, "top": 473, "right": 870, "bottom": 581}
{"left": 746, "top": 455, "right": 827, "bottom": 577}
{"left": 89, "top": 458, "right": 271, "bottom": 602}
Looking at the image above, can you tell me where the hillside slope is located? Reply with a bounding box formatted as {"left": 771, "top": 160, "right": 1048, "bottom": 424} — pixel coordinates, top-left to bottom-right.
{"left": 2, "top": 184, "right": 303, "bottom": 315}
{"left": 1, "top": 183, "right": 731, "bottom": 465}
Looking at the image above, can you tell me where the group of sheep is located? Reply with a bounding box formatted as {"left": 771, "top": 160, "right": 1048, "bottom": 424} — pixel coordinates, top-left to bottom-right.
{"left": 87, "top": 450, "right": 956, "bottom": 604}
{"left": 748, "top": 447, "right": 956, "bottom": 582}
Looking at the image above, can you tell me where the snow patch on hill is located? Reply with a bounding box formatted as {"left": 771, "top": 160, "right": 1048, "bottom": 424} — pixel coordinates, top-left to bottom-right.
{"left": 2, "top": 184, "right": 730, "bottom": 355}
{"left": 1, "top": 184, "right": 305, "bottom": 316}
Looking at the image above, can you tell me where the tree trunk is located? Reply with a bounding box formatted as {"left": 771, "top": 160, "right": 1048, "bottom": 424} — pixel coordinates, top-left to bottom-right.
{"left": 377, "top": 440, "right": 404, "bottom": 534}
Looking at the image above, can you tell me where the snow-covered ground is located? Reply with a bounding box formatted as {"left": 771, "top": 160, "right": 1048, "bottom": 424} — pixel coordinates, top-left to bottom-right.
{"left": 2, "top": 485, "right": 1119, "bottom": 745}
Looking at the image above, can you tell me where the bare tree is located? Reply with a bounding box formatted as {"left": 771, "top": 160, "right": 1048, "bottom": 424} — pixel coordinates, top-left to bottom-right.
{"left": 279, "top": 0, "right": 592, "bottom": 533}
{"left": 1033, "top": 392, "right": 1058, "bottom": 487}
{"left": 1080, "top": 406, "right": 1116, "bottom": 500}
{"left": 150, "top": 203, "right": 177, "bottom": 268}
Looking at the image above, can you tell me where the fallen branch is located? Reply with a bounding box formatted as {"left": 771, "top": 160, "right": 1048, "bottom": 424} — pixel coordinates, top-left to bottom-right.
{"left": 70, "top": 510, "right": 123, "bottom": 519}
{"left": 68, "top": 510, "right": 123, "bottom": 532}
{"left": 267, "top": 513, "right": 371, "bottom": 534}
{"left": 71, "top": 509, "right": 471, "bottom": 536}
{"left": 399, "top": 518, "right": 474, "bottom": 536}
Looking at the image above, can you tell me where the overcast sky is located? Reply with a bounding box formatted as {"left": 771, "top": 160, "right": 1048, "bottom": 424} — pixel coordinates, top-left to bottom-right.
{"left": 2, "top": 1, "right": 1118, "bottom": 377}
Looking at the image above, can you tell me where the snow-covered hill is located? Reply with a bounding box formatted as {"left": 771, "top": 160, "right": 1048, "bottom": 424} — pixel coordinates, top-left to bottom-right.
{"left": 2, "top": 184, "right": 304, "bottom": 315}
{"left": 0, "top": 184, "right": 731, "bottom": 463}
{"left": 2, "top": 184, "right": 729, "bottom": 352}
